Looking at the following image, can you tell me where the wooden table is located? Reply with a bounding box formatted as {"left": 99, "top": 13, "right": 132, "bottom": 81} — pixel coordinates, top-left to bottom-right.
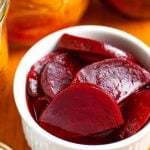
{"left": 1, "top": 1, "right": 150, "bottom": 150}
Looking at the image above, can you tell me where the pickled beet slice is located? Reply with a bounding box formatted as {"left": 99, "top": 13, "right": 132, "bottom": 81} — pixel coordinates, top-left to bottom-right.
{"left": 31, "top": 53, "right": 53, "bottom": 74}
{"left": 69, "top": 129, "right": 116, "bottom": 144}
{"left": 73, "top": 58, "right": 150, "bottom": 103}
{"left": 27, "top": 52, "right": 60, "bottom": 97}
{"left": 40, "top": 52, "right": 81, "bottom": 98}
{"left": 31, "top": 96, "right": 52, "bottom": 121}
{"left": 56, "top": 48, "right": 106, "bottom": 65}
{"left": 58, "top": 34, "right": 135, "bottom": 62}
{"left": 119, "top": 90, "right": 150, "bottom": 139}
{"left": 39, "top": 83, "right": 123, "bottom": 139}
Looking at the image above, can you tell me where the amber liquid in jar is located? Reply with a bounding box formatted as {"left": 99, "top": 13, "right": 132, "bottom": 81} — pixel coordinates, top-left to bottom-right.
{"left": 7, "top": 0, "right": 89, "bottom": 48}
{"left": 0, "top": 25, "right": 8, "bottom": 97}
{"left": 0, "top": 0, "right": 9, "bottom": 99}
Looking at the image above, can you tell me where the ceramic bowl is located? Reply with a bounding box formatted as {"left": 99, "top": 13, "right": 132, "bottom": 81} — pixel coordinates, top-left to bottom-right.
{"left": 13, "top": 25, "right": 150, "bottom": 150}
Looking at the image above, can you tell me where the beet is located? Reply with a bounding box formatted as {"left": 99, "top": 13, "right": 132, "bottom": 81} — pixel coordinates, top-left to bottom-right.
{"left": 73, "top": 58, "right": 150, "bottom": 103}
{"left": 26, "top": 52, "right": 59, "bottom": 97}
{"left": 77, "top": 51, "right": 106, "bottom": 63}
{"left": 55, "top": 47, "right": 107, "bottom": 64}
{"left": 40, "top": 52, "right": 81, "bottom": 98}
{"left": 39, "top": 83, "right": 123, "bottom": 139}
{"left": 69, "top": 129, "right": 116, "bottom": 144}
{"left": 31, "top": 96, "right": 52, "bottom": 121}
{"left": 58, "top": 34, "right": 135, "bottom": 62}
{"left": 119, "top": 89, "right": 150, "bottom": 139}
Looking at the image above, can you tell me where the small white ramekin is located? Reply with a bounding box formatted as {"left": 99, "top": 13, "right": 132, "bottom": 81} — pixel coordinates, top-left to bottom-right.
{"left": 13, "top": 25, "right": 150, "bottom": 150}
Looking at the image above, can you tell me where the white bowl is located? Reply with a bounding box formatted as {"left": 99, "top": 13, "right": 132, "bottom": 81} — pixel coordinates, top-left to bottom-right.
{"left": 13, "top": 25, "right": 150, "bottom": 150}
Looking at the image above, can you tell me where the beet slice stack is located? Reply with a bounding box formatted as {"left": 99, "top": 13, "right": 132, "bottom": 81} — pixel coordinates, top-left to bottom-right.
{"left": 26, "top": 33, "right": 150, "bottom": 144}
{"left": 27, "top": 51, "right": 62, "bottom": 97}
{"left": 39, "top": 83, "right": 123, "bottom": 140}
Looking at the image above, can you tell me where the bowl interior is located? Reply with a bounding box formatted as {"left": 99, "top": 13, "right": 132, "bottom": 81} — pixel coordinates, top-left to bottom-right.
{"left": 13, "top": 25, "right": 150, "bottom": 150}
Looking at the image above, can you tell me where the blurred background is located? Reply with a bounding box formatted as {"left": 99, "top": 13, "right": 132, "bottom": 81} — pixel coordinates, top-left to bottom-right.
{"left": 6, "top": 0, "right": 150, "bottom": 48}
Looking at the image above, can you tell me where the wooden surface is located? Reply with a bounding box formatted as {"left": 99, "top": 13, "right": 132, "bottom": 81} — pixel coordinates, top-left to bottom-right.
{"left": 1, "top": 1, "right": 150, "bottom": 150}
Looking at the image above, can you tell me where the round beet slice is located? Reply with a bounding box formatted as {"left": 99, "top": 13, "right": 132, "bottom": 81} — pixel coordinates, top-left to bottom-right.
{"left": 40, "top": 52, "right": 80, "bottom": 98}
{"left": 58, "top": 34, "right": 135, "bottom": 62}
{"left": 27, "top": 52, "right": 61, "bottom": 97}
{"left": 39, "top": 83, "right": 123, "bottom": 139}
{"left": 72, "top": 58, "right": 150, "bottom": 103}
{"left": 119, "top": 89, "right": 150, "bottom": 139}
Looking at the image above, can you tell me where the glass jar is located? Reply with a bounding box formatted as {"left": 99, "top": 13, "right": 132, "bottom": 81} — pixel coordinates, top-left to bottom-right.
{"left": 7, "top": 0, "right": 89, "bottom": 48}
{"left": 0, "top": 0, "right": 9, "bottom": 98}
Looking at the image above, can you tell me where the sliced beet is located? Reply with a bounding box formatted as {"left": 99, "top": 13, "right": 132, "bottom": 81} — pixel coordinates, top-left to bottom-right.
{"left": 72, "top": 58, "right": 150, "bottom": 103}
{"left": 27, "top": 52, "right": 59, "bottom": 97}
{"left": 77, "top": 52, "right": 105, "bottom": 64}
{"left": 69, "top": 129, "right": 116, "bottom": 145}
{"left": 31, "top": 53, "right": 52, "bottom": 74}
{"left": 119, "top": 89, "right": 150, "bottom": 139}
{"left": 40, "top": 52, "right": 81, "bottom": 98}
{"left": 55, "top": 48, "right": 107, "bottom": 66}
{"left": 39, "top": 83, "right": 123, "bottom": 139}
{"left": 32, "top": 96, "right": 52, "bottom": 121}
{"left": 58, "top": 34, "right": 135, "bottom": 62}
